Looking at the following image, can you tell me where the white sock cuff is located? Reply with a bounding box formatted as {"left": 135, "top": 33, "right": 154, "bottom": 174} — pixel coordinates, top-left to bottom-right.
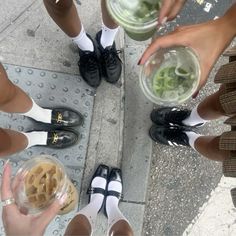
{"left": 186, "top": 131, "right": 202, "bottom": 151}
{"left": 22, "top": 131, "right": 48, "bottom": 149}
{"left": 22, "top": 98, "right": 52, "bottom": 124}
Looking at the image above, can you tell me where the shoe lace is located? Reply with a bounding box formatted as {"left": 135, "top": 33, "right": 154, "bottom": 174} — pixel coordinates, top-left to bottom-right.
{"left": 102, "top": 47, "right": 121, "bottom": 68}
{"left": 80, "top": 52, "right": 98, "bottom": 72}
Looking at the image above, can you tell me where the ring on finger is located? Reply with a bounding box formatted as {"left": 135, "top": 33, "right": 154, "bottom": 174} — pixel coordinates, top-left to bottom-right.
{"left": 1, "top": 197, "right": 15, "bottom": 207}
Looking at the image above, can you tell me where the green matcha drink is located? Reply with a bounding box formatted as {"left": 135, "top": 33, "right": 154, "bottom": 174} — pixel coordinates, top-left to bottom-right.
{"left": 140, "top": 47, "right": 201, "bottom": 105}
{"left": 106, "top": 0, "right": 161, "bottom": 41}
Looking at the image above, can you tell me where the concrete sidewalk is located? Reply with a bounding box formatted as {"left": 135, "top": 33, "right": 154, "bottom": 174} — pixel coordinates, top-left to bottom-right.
{"left": 1, "top": 1, "right": 236, "bottom": 236}
{"left": 0, "top": 0, "right": 151, "bottom": 235}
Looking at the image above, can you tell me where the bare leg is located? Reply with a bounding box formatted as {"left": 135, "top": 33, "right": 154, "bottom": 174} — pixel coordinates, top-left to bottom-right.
{"left": 0, "top": 129, "right": 27, "bottom": 158}
{"left": 100, "top": 0, "right": 118, "bottom": 29}
{"left": 43, "top": 0, "right": 82, "bottom": 37}
{"left": 109, "top": 219, "right": 133, "bottom": 236}
{"left": 194, "top": 136, "right": 230, "bottom": 162}
{"left": 197, "top": 87, "right": 226, "bottom": 120}
{"left": 64, "top": 214, "right": 91, "bottom": 236}
{"left": 0, "top": 64, "right": 32, "bottom": 113}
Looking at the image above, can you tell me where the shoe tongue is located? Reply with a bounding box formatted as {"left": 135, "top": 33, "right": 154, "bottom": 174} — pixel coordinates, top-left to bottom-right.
{"left": 104, "top": 45, "right": 113, "bottom": 51}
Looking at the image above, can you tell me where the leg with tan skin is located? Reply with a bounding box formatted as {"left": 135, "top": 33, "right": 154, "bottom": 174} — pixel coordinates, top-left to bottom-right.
{"left": 64, "top": 214, "right": 91, "bottom": 236}
{"left": 150, "top": 87, "right": 231, "bottom": 162}
{"left": 100, "top": 0, "right": 118, "bottom": 29}
{"left": 0, "top": 129, "right": 28, "bottom": 158}
{"left": 197, "top": 87, "right": 226, "bottom": 120}
{"left": 0, "top": 64, "right": 32, "bottom": 113}
{"left": 194, "top": 136, "right": 230, "bottom": 162}
{"left": 0, "top": 63, "right": 81, "bottom": 153}
{"left": 109, "top": 219, "right": 133, "bottom": 236}
{"left": 190, "top": 87, "right": 230, "bottom": 161}
{"left": 43, "top": 0, "right": 121, "bottom": 87}
{"left": 43, "top": 0, "right": 81, "bottom": 37}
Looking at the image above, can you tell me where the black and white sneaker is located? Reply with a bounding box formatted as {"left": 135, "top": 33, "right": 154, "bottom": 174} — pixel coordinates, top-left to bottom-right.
{"left": 150, "top": 107, "right": 204, "bottom": 127}
{"left": 149, "top": 125, "right": 191, "bottom": 147}
{"left": 78, "top": 34, "right": 101, "bottom": 88}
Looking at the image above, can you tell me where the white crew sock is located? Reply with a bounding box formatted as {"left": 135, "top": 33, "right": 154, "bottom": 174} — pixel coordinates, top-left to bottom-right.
{"left": 100, "top": 22, "right": 119, "bottom": 49}
{"left": 106, "top": 181, "right": 130, "bottom": 231}
{"left": 78, "top": 176, "right": 106, "bottom": 229}
{"left": 72, "top": 25, "right": 94, "bottom": 52}
{"left": 22, "top": 131, "right": 48, "bottom": 149}
{"left": 21, "top": 99, "right": 52, "bottom": 124}
{"left": 185, "top": 131, "right": 202, "bottom": 151}
{"left": 183, "top": 105, "right": 208, "bottom": 126}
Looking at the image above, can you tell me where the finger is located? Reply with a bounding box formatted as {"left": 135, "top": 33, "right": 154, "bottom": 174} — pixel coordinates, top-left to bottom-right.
{"left": 139, "top": 33, "right": 184, "bottom": 65}
{"left": 159, "top": 0, "right": 174, "bottom": 24}
{"left": 1, "top": 161, "right": 13, "bottom": 200}
{"left": 11, "top": 171, "right": 24, "bottom": 195}
{"left": 36, "top": 194, "right": 67, "bottom": 229}
{"left": 1, "top": 162, "right": 18, "bottom": 212}
{"left": 167, "top": 0, "right": 186, "bottom": 21}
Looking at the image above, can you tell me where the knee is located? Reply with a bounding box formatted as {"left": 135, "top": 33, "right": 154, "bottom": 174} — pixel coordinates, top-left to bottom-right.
{"left": 43, "top": 0, "right": 73, "bottom": 13}
{"left": 0, "top": 129, "right": 11, "bottom": 157}
{"left": 0, "top": 82, "right": 16, "bottom": 106}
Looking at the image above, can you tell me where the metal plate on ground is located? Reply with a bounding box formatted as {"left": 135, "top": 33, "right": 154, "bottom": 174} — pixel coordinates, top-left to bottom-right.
{"left": 0, "top": 64, "right": 95, "bottom": 235}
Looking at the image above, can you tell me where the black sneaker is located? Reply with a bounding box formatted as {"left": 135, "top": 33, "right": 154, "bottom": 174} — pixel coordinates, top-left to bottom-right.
{"left": 95, "top": 31, "right": 122, "bottom": 84}
{"left": 78, "top": 35, "right": 101, "bottom": 88}
{"left": 150, "top": 107, "right": 204, "bottom": 127}
{"left": 149, "top": 125, "right": 191, "bottom": 147}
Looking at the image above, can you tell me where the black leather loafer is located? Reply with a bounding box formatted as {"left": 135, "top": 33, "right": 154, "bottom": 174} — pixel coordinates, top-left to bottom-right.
{"left": 51, "top": 108, "right": 84, "bottom": 127}
{"left": 47, "top": 129, "right": 79, "bottom": 149}
{"left": 87, "top": 164, "right": 109, "bottom": 212}
{"left": 104, "top": 168, "right": 123, "bottom": 217}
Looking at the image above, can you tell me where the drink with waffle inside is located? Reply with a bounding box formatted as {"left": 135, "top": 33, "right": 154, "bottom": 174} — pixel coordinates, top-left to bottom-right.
{"left": 14, "top": 155, "right": 78, "bottom": 215}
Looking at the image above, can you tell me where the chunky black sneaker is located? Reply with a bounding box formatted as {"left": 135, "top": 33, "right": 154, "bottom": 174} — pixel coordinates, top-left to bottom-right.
{"left": 150, "top": 107, "right": 204, "bottom": 127}
{"left": 149, "top": 125, "right": 190, "bottom": 147}
{"left": 95, "top": 30, "right": 122, "bottom": 84}
{"left": 78, "top": 35, "right": 101, "bottom": 88}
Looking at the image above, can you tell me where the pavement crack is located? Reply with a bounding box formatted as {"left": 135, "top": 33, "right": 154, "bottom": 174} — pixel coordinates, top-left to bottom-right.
{"left": 0, "top": 0, "right": 39, "bottom": 36}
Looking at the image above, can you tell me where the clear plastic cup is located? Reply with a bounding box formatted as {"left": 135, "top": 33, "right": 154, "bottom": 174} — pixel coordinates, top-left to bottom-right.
{"left": 13, "top": 155, "right": 78, "bottom": 215}
{"left": 140, "top": 46, "right": 201, "bottom": 105}
{"left": 106, "top": 0, "right": 161, "bottom": 41}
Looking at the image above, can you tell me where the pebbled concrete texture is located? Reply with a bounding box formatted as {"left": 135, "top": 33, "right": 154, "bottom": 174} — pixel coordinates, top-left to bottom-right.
{"left": 143, "top": 1, "right": 236, "bottom": 236}
{"left": 1, "top": 0, "right": 236, "bottom": 236}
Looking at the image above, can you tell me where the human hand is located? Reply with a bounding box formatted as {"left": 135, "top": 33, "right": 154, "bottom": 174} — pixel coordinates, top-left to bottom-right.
{"left": 139, "top": 16, "right": 235, "bottom": 96}
{"left": 159, "top": 0, "right": 187, "bottom": 25}
{"left": 1, "top": 162, "right": 66, "bottom": 236}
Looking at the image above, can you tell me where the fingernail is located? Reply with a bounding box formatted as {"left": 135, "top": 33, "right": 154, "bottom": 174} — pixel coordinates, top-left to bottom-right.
{"left": 59, "top": 193, "right": 67, "bottom": 205}
{"left": 137, "top": 58, "right": 141, "bottom": 65}
{"left": 192, "top": 91, "right": 199, "bottom": 99}
{"left": 4, "top": 159, "right": 10, "bottom": 168}
{"left": 161, "top": 16, "right": 168, "bottom": 25}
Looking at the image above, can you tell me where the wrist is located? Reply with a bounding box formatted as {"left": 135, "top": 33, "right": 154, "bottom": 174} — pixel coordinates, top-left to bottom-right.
{"left": 220, "top": 3, "right": 236, "bottom": 39}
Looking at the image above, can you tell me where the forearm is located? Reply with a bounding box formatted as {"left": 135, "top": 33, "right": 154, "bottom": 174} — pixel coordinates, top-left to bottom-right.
{"left": 221, "top": 3, "right": 236, "bottom": 39}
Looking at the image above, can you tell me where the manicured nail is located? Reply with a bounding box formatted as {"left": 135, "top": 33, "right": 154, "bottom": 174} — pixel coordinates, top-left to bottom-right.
{"left": 161, "top": 16, "right": 168, "bottom": 25}
{"left": 192, "top": 91, "right": 199, "bottom": 99}
{"left": 59, "top": 193, "right": 67, "bottom": 205}
{"left": 4, "top": 159, "right": 10, "bottom": 168}
{"left": 137, "top": 59, "right": 141, "bottom": 65}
